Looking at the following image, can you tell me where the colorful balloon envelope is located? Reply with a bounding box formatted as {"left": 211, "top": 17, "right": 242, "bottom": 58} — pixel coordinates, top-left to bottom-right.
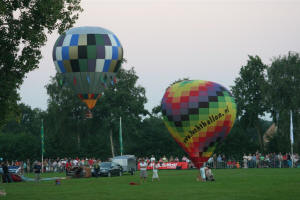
{"left": 52, "top": 26, "right": 123, "bottom": 109}
{"left": 161, "top": 80, "right": 236, "bottom": 168}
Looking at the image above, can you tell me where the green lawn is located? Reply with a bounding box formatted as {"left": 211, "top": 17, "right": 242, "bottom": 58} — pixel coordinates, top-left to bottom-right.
{"left": 0, "top": 168, "right": 299, "bottom": 200}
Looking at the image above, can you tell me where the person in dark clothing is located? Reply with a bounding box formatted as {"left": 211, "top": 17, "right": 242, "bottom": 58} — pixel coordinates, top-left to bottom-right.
{"left": 2, "top": 162, "right": 11, "bottom": 183}
{"left": 94, "top": 164, "right": 100, "bottom": 178}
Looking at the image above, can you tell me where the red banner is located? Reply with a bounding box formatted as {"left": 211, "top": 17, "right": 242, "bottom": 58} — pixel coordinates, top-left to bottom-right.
{"left": 138, "top": 162, "right": 188, "bottom": 170}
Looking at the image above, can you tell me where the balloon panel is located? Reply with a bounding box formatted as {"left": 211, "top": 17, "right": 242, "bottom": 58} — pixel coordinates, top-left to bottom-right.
{"left": 53, "top": 27, "right": 123, "bottom": 74}
{"left": 161, "top": 80, "right": 236, "bottom": 168}
{"left": 63, "top": 72, "right": 115, "bottom": 94}
{"left": 52, "top": 26, "right": 122, "bottom": 110}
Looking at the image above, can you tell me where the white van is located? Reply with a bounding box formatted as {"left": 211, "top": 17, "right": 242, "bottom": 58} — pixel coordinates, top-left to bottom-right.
{"left": 112, "top": 155, "right": 136, "bottom": 175}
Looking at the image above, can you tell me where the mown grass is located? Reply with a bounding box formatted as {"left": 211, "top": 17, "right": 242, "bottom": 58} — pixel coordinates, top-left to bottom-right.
{"left": 0, "top": 168, "right": 299, "bottom": 200}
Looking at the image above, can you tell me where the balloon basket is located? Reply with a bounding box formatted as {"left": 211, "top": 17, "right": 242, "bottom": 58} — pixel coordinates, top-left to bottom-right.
{"left": 85, "top": 110, "right": 93, "bottom": 119}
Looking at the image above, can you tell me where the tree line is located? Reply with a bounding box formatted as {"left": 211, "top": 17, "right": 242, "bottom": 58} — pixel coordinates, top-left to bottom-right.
{"left": 1, "top": 52, "right": 300, "bottom": 161}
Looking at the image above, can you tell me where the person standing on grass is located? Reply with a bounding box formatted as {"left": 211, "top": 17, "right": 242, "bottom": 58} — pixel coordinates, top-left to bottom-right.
{"left": 150, "top": 155, "right": 156, "bottom": 163}
{"left": 213, "top": 154, "right": 217, "bottom": 169}
{"left": 140, "top": 158, "right": 148, "bottom": 183}
{"left": 26, "top": 159, "right": 31, "bottom": 173}
{"left": 23, "top": 161, "right": 27, "bottom": 174}
{"left": 278, "top": 153, "right": 283, "bottom": 168}
{"left": 33, "top": 161, "right": 41, "bottom": 182}
{"left": 152, "top": 161, "right": 160, "bottom": 182}
{"left": 93, "top": 161, "right": 100, "bottom": 178}
{"left": 2, "top": 162, "right": 11, "bottom": 183}
{"left": 197, "top": 166, "right": 207, "bottom": 182}
{"left": 66, "top": 160, "right": 72, "bottom": 176}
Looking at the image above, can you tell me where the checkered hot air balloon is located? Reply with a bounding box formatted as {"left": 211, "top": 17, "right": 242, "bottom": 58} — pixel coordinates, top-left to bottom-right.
{"left": 161, "top": 80, "right": 236, "bottom": 168}
{"left": 52, "top": 26, "right": 123, "bottom": 110}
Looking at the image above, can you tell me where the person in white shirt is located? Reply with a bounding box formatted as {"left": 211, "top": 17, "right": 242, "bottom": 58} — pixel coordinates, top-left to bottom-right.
{"left": 73, "top": 159, "right": 78, "bottom": 166}
{"left": 152, "top": 161, "right": 160, "bottom": 182}
{"left": 139, "top": 158, "right": 148, "bottom": 183}
{"left": 243, "top": 153, "right": 248, "bottom": 168}
{"left": 197, "top": 166, "right": 207, "bottom": 182}
{"left": 150, "top": 155, "right": 156, "bottom": 163}
{"left": 207, "top": 157, "right": 213, "bottom": 164}
{"left": 162, "top": 155, "right": 168, "bottom": 163}
{"left": 52, "top": 160, "right": 58, "bottom": 172}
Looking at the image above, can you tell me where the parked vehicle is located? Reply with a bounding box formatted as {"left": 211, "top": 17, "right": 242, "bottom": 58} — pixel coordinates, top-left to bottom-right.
{"left": 99, "top": 162, "right": 123, "bottom": 177}
{"left": 112, "top": 155, "right": 136, "bottom": 175}
{"left": 0, "top": 166, "right": 20, "bottom": 174}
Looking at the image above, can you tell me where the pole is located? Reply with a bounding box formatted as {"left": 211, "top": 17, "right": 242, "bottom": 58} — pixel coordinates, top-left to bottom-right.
{"left": 119, "top": 117, "right": 123, "bottom": 156}
{"left": 291, "top": 145, "right": 294, "bottom": 168}
{"left": 290, "top": 110, "right": 294, "bottom": 168}
{"left": 41, "top": 119, "right": 44, "bottom": 173}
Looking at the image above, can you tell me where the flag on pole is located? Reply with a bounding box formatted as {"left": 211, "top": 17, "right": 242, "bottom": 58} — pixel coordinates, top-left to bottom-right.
{"left": 41, "top": 119, "right": 45, "bottom": 154}
{"left": 119, "top": 117, "right": 123, "bottom": 155}
{"left": 290, "top": 110, "right": 294, "bottom": 145}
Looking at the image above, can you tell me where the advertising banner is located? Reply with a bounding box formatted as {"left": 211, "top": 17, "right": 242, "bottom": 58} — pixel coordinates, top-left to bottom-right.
{"left": 138, "top": 162, "right": 188, "bottom": 170}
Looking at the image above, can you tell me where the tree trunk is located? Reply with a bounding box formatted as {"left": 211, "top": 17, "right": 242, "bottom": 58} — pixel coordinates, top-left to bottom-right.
{"left": 256, "top": 122, "right": 264, "bottom": 152}
{"left": 110, "top": 129, "right": 115, "bottom": 157}
{"left": 77, "top": 132, "right": 80, "bottom": 151}
{"left": 76, "top": 118, "right": 80, "bottom": 152}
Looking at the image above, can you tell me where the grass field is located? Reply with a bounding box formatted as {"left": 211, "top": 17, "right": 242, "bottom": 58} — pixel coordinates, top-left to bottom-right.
{"left": 0, "top": 168, "right": 299, "bottom": 200}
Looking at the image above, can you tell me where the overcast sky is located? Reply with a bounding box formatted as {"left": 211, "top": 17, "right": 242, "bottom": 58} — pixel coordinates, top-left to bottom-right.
{"left": 19, "top": 0, "right": 300, "bottom": 112}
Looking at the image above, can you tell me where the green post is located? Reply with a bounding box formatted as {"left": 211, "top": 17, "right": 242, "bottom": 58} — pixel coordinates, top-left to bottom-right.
{"left": 41, "top": 119, "right": 44, "bottom": 172}
{"left": 119, "top": 117, "right": 123, "bottom": 155}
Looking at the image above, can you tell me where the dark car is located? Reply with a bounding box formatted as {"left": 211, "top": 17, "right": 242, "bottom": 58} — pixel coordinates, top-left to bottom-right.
{"left": 99, "top": 162, "right": 123, "bottom": 177}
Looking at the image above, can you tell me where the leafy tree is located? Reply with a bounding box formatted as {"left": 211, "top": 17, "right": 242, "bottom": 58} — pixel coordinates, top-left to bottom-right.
{"left": 45, "top": 74, "right": 87, "bottom": 158}
{"left": 231, "top": 55, "right": 268, "bottom": 151}
{"left": 91, "top": 68, "right": 149, "bottom": 157}
{"left": 0, "top": 132, "right": 40, "bottom": 161}
{"left": 266, "top": 52, "right": 300, "bottom": 153}
{"left": 265, "top": 132, "right": 291, "bottom": 153}
{"left": 1, "top": 103, "right": 44, "bottom": 136}
{"left": 0, "top": 103, "right": 44, "bottom": 161}
{"left": 44, "top": 68, "right": 149, "bottom": 159}
{"left": 0, "top": 0, "right": 82, "bottom": 128}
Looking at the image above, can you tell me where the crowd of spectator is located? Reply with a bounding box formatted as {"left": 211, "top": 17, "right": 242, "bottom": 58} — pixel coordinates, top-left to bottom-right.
{"left": 1, "top": 158, "right": 103, "bottom": 174}
{"left": 206, "top": 152, "right": 300, "bottom": 169}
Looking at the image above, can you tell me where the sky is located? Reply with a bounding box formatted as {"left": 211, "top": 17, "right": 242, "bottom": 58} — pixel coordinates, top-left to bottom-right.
{"left": 19, "top": 0, "right": 300, "bottom": 113}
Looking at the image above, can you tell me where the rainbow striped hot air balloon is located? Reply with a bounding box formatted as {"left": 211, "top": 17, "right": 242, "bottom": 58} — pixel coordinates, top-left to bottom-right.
{"left": 52, "top": 26, "right": 123, "bottom": 110}
{"left": 161, "top": 80, "right": 236, "bottom": 168}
